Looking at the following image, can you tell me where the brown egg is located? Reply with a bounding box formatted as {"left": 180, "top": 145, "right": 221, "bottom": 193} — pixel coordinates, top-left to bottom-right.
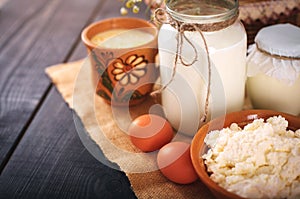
{"left": 157, "top": 141, "right": 198, "bottom": 184}
{"left": 128, "top": 114, "right": 174, "bottom": 152}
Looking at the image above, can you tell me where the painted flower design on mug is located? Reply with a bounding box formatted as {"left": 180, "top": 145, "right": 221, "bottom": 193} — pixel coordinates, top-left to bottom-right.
{"left": 112, "top": 54, "right": 148, "bottom": 86}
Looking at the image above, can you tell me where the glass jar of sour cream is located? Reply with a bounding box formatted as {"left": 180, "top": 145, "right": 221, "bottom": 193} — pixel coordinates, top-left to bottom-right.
{"left": 247, "top": 24, "right": 300, "bottom": 116}
{"left": 157, "top": 0, "right": 247, "bottom": 136}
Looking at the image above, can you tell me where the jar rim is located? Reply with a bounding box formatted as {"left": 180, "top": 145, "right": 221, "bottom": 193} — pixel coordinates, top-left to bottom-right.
{"left": 166, "top": 0, "right": 238, "bottom": 24}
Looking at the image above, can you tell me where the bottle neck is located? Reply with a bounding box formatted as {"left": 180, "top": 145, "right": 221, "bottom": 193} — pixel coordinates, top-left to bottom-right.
{"left": 166, "top": 0, "right": 239, "bottom": 24}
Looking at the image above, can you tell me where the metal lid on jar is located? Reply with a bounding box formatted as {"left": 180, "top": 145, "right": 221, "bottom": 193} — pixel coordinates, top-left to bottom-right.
{"left": 255, "top": 23, "right": 300, "bottom": 59}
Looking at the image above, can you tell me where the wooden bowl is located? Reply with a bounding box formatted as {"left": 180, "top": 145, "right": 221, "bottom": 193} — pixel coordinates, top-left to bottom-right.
{"left": 190, "top": 109, "right": 300, "bottom": 199}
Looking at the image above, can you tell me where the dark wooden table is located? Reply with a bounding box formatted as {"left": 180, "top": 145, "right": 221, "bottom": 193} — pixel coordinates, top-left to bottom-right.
{"left": 0, "top": 0, "right": 151, "bottom": 198}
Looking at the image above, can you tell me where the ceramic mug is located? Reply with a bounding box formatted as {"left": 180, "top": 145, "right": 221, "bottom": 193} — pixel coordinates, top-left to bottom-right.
{"left": 81, "top": 17, "right": 158, "bottom": 106}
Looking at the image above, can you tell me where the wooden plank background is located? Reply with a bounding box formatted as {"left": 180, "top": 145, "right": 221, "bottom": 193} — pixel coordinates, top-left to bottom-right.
{"left": 0, "top": 0, "right": 100, "bottom": 170}
{"left": 0, "top": 0, "right": 150, "bottom": 198}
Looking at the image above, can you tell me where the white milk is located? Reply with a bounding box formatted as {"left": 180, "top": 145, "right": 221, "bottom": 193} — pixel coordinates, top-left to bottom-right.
{"left": 159, "top": 21, "right": 247, "bottom": 136}
{"left": 91, "top": 29, "right": 154, "bottom": 49}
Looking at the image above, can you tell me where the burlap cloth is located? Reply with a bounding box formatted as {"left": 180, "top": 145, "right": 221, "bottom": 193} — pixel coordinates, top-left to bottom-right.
{"left": 45, "top": 58, "right": 215, "bottom": 199}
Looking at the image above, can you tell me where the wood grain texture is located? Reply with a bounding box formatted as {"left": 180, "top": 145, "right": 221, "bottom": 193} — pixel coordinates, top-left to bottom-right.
{"left": 0, "top": 0, "right": 151, "bottom": 198}
{"left": 0, "top": 0, "right": 101, "bottom": 170}
{"left": 0, "top": 88, "right": 137, "bottom": 199}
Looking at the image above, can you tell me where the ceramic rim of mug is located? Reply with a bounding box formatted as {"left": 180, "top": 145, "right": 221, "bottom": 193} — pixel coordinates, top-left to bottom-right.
{"left": 81, "top": 17, "right": 158, "bottom": 51}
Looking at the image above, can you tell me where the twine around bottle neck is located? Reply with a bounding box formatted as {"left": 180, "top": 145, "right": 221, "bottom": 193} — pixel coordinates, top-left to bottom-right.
{"left": 151, "top": 8, "right": 238, "bottom": 123}
{"left": 168, "top": 12, "right": 239, "bottom": 32}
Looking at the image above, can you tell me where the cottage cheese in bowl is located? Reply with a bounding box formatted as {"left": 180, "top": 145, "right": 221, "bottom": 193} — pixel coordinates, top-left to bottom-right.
{"left": 203, "top": 116, "right": 300, "bottom": 199}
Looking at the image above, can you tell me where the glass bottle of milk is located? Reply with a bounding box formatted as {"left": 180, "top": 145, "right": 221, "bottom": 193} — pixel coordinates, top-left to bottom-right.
{"left": 158, "top": 0, "right": 247, "bottom": 136}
